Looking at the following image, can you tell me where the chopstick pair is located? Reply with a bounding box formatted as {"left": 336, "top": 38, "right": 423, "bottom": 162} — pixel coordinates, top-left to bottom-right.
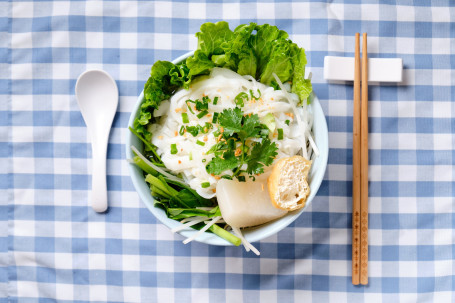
{"left": 352, "top": 33, "right": 369, "bottom": 286}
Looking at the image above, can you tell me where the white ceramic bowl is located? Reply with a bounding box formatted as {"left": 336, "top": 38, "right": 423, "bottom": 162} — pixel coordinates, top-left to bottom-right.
{"left": 126, "top": 51, "right": 329, "bottom": 246}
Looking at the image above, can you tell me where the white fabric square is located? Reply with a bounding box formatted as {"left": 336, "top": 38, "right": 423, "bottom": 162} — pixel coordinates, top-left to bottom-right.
{"left": 222, "top": 3, "right": 241, "bottom": 20}
{"left": 259, "top": 258, "right": 277, "bottom": 275}
{"left": 433, "top": 134, "right": 452, "bottom": 150}
{"left": 432, "top": 69, "right": 452, "bottom": 86}
{"left": 54, "top": 221, "right": 73, "bottom": 238}
{"left": 89, "top": 285, "right": 108, "bottom": 302}
{"left": 53, "top": 2, "right": 71, "bottom": 16}
{"left": 11, "top": 32, "right": 33, "bottom": 49}
{"left": 188, "top": 3, "right": 206, "bottom": 19}
{"left": 156, "top": 256, "right": 174, "bottom": 272}
{"left": 88, "top": 253, "right": 107, "bottom": 270}
{"left": 154, "top": 1, "right": 173, "bottom": 18}
{"left": 154, "top": 33, "right": 172, "bottom": 50}
{"left": 12, "top": 2, "right": 34, "bottom": 18}
{"left": 87, "top": 221, "right": 106, "bottom": 238}
{"left": 191, "top": 256, "right": 209, "bottom": 273}
{"left": 396, "top": 5, "right": 415, "bottom": 21}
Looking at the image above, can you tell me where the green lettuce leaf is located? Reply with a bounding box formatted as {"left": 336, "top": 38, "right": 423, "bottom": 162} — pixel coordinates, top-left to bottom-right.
{"left": 185, "top": 50, "right": 215, "bottom": 86}
{"left": 196, "top": 21, "right": 233, "bottom": 56}
{"left": 290, "top": 46, "right": 313, "bottom": 103}
{"left": 250, "top": 24, "right": 289, "bottom": 76}
{"left": 222, "top": 23, "right": 257, "bottom": 76}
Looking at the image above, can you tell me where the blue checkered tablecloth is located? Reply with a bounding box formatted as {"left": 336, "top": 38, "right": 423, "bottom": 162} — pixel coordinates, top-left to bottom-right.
{"left": 2, "top": 1, "right": 454, "bottom": 302}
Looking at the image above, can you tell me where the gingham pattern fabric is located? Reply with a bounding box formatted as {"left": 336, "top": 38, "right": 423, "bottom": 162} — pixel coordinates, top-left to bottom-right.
{"left": 2, "top": 1, "right": 455, "bottom": 302}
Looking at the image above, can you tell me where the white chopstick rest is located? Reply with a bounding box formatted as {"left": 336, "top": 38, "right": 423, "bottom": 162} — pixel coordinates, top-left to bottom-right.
{"left": 324, "top": 56, "right": 403, "bottom": 82}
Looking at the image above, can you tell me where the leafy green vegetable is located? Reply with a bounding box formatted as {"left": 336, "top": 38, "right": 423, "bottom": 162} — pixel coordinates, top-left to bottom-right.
{"left": 185, "top": 51, "right": 215, "bottom": 85}
{"left": 206, "top": 107, "right": 278, "bottom": 179}
{"left": 222, "top": 23, "right": 257, "bottom": 76}
{"left": 216, "top": 108, "right": 261, "bottom": 139}
{"left": 250, "top": 24, "right": 289, "bottom": 75}
{"left": 167, "top": 206, "right": 221, "bottom": 220}
{"left": 217, "top": 107, "right": 243, "bottom": 136}
{"left": 246, "top": 139, "right": 278, "bottom": 175}
{"left": 196, "top": 21, "right": 234, "bottom": 57}
{"left": 290, "top": 46, "right": 313, "bottom": 104}
{"left": 132, "top": 156, "right": 159, "bottom": 176}
{"left": 206, "top": 150, "right": 240, "bottom": 175}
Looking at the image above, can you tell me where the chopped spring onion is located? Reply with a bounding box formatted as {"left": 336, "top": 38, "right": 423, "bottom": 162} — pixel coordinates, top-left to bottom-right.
{"left": 170, "top": 144, "right": 178, "bottom": 154}
{"left": 201, "top": 182, "right": 210, "bottom": 188}
{"left": 179, "top": 125, "right": 185, "bottom": 136}
{"left": 285, "top": 119, "right": 290, "bottom": 126}
{"left": 196, "top": 140, "right": 205, "bottom": 146}
{"left": 189, "top": 151, "right": 193, "bottom": 161}
{"left": 185, "top": 100, "right": 195, "bottom": 114}
{"left": 183, "top": 216, "right": 221, "bottom": 244}
{"left": 212, "top": 112, "right": 219, "bottom": 123}
{"left": 197, "top": 110, "right": 209, "bottom": 119}
{"left": 182, "top": 113, "right": 189, "bottom": 123}
{"left": 261, "top": 113, "right": 276, "bottom": 132}
{"left": 277, "top": 128, "right": 283, "bottom": 140}
{"left": 213, "top": 96, "right": 219, "bottom": 105}
{"left": 234, "top": 92, "right": 248, "bottom": 107}
{"left": 249, "top": 89, "right": 261, "bottom": 99}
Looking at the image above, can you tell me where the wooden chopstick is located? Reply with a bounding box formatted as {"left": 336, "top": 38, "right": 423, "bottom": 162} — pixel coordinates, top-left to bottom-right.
{"left": 360, "top": 33, "right": 369, "bottom": 285}
{"left": 351, "top": 33, "right": 361, "bottom": 286}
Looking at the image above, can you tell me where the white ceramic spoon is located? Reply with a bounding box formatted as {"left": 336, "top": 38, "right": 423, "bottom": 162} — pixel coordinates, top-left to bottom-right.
{"left": 76, "top": 70, "right": 118, "bottom": 213}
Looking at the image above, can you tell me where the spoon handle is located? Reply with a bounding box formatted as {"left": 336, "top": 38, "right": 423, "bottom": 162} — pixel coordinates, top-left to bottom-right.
{"left": 91, "top": 136, "right": 108, "bottom": 213}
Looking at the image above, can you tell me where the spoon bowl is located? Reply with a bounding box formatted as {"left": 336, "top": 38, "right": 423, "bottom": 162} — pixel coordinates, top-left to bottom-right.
{"left": 76, "top": 69, "right": 119, "bottom": 213}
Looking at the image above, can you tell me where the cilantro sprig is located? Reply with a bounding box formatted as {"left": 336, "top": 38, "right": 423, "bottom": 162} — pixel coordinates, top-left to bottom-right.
{"left": 206, "top": 107, "right": 278, "bottom": 180}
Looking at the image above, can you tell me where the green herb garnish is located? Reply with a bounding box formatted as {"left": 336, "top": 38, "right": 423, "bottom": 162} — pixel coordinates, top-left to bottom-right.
{"left": 206, "top": 107, "right": 278, "bottom": 177}
{"left": 170, "top": 144, "right": 178, "bottom": 154}
{"left": 234, "top": 92, "right": 249, "bottom": 107}
{"left": 182, "top": 113, "right": 189, "bottom": 123}
{"left": 277, "top": 128, "right": 283, "bottom": 140}
{"left": 197, "top": 110, "right": 209, "bottom": 119}
{"left": 212, "top": 112, "right": 219, "bottom": 123}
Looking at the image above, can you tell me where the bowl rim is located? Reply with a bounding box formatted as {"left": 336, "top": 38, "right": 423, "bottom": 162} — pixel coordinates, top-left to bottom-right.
{"left": 126, "top": 51, "right": 329, "bottom": 246}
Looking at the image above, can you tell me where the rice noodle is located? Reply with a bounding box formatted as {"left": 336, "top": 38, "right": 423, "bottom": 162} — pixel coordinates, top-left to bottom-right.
{"left": 232, "top": 226, "right": 260, "bottom": 256}
{"left": 182, "top": 216, "right": 221, "bottom": 244}
{"left": 151, "top": 68, "right": 316, "bottom": 197}
{"left": 171, "top": 217, "right": 207, "bottom": 233}
{"left": 272, "top": 73, "right": 308, "bottom": 159}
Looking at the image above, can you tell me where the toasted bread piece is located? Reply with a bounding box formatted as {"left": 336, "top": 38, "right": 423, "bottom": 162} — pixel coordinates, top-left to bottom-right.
{"left": 267, "top": 156, "right": 312, "bottom": 211}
